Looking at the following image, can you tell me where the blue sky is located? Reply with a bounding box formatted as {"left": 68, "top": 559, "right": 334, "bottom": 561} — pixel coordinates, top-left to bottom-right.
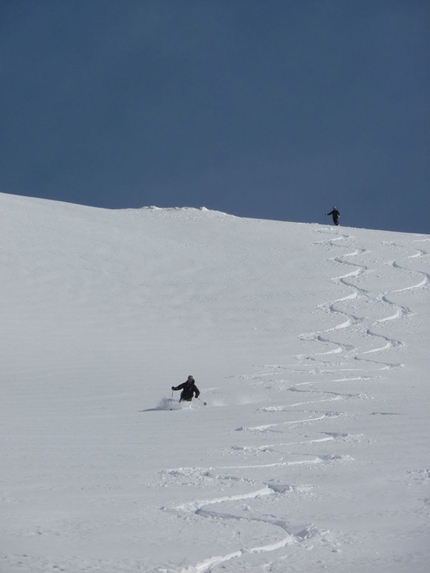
{"left": 1, "top": 0, "right": 429, "bottom": 233}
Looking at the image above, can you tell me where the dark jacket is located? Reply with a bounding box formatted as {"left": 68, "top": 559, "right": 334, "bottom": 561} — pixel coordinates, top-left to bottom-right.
{"left": 327, "top": 209, "right": 340, "bottom": 225}
{"left": 172, "top": 380, "right": 200, "bottom": 401}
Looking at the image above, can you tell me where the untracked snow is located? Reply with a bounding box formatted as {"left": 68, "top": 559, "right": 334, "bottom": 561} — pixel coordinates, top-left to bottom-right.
{"left": 1, "top": 192, "right": 429, "bottom": 573}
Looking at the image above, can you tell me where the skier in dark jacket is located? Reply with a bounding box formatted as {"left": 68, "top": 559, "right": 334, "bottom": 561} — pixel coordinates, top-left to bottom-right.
{"left": 172, "top": 376, "right": 200, "bottom": 402}
{"left": 326, "top": 207, "right": 340, "bottom": 226}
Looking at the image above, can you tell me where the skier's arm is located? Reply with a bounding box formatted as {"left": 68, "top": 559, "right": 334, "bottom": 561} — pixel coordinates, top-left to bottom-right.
{"left": 172, "top": 383, "right": 186, "bottom": 391}
{"left": 194, "top": 386, "right": 200, "bottom": 398}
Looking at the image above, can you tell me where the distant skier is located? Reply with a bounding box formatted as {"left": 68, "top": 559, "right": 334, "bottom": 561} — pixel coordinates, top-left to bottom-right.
{"left": 326, "top": 206, "right": 340, "bottom": 226}
{"left": 172, "top": 375, "right": 200, "bottom": 402}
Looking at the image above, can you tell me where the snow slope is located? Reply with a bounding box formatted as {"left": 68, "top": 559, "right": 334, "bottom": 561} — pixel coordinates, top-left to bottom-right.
{"left": 1, "top": 192, "right": 429, "bottom": 573}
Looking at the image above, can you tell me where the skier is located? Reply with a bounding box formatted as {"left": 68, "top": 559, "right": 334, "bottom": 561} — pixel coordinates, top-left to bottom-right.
{"left": 326, "top": 206, "right": 340, "bottom": 226}
{"left": 172, "top": 375, "right": 200, "bottom": 402}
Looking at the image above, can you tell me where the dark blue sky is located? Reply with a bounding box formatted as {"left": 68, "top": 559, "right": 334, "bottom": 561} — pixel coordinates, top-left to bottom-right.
{"left": 1, "top": 1, "right": 429, "bottom": 233}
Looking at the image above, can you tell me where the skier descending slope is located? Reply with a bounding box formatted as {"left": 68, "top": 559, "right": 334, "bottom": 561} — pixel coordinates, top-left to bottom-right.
{"left": 326, "top": 206, "right": 340, "bottom": 226}
{"left": 172, "top": 375, "right": 201, "bottom": 403}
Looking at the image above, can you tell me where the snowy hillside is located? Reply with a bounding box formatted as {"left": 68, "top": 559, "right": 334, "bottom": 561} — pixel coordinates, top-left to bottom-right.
{"left": 1, "top": 192, "right": 429, "bottom": 573}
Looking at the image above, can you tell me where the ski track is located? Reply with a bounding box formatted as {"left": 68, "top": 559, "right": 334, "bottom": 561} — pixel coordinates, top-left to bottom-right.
{"left": 159, "top": 228, "right": 429, "bottom": 573}
{"left": 168, "top": 487, "right": 322, "bottom": 573}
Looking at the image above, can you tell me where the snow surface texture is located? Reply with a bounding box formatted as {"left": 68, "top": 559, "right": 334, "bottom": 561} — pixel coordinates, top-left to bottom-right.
{"left": 1, "top": 192, "right": 429, "bottom": 573}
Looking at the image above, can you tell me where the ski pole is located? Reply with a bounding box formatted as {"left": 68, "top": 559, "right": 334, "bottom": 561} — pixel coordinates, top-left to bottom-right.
{"left": 197, "top": 397, "right": 207, "bottom": 406}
